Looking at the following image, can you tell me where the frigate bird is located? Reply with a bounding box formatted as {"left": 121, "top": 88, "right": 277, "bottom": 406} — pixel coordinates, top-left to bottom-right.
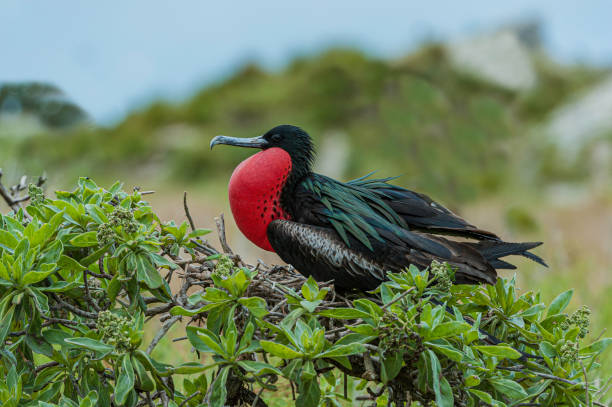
{"left": 210, "top": 125, "right": 546, "bottom": 290}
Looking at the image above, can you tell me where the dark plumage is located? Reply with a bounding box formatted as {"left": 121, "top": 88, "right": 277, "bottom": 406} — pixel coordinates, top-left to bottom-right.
{"left": 211, "top": 125, "right": 546, "bottom": 290}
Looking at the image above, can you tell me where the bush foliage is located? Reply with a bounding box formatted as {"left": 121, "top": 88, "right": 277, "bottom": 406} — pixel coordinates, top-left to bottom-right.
{"left": 4, "top": 47, "right": 606, "bottom": 201}
{"left": 0, "top": 177, "right": 609, "bottom": 406}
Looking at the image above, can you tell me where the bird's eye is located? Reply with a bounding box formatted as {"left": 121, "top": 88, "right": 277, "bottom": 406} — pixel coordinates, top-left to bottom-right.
{"left": 270, "top": 134, "right": 281, "bottom": 142}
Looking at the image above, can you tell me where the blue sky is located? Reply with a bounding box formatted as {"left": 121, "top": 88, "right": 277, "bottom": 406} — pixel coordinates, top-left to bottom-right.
{"left": 2, "top": 1, "right": 611, "bottom": 123}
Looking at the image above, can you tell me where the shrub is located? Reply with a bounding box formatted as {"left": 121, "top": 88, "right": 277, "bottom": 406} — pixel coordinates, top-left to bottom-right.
{"left": 0, "top": 176, "right": 609, "bottom": 406}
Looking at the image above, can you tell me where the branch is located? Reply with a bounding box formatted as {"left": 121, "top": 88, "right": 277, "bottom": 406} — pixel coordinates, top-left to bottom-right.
{"left": 0, "top": 169, "right": 26, "bottom": 213}
{"left": 214, "top": 214, "right": 233, "bottom": 255}
{"left": 146, "top": 315, "right": 181, "bottom": 355}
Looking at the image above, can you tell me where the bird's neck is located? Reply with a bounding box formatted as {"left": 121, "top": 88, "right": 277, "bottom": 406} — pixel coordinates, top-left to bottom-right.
{"left": 228, "top": 148, "right": 293, "bottom": 251}
{"left": 279, "top": 158, "right": 311, "bottom": 217}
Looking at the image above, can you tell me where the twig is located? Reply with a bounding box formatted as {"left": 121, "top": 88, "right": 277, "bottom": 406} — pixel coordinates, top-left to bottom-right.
{"left": 183, "top": 192, "right": 196, "bottom": 232}
{"left": 40, "top": 315, "right": 96, "bottom": 329}
{"left": 35, "top": 361, "right": 60, "bottom": 374}
{"left": 381, "top": 287, "right": 415, "bottom": 311}
{"left": 146, "top": 315, "right": 181, "bottom": 355}
{"left": 87, "top": 269, "right": 113, "bottom": 280}
{"left": 145, "top": 303, "right": 174, "bottom": 317}
{"left": 9, "top": 320, "right": 55, "bottom": 337}
{"left": 362, "top": 352, "right": 378, "bottom": 381}
{"left": 595, "top": 377, "right": 612, "bottom": 401}
{"left": 498, "top": 365, "right": 580, "bottom": 386}
{"left": 52, "top": 294, "right": 98, "bottom": 319}
{"left": 83, "top": 270, "right": 101, "bottom": 312}
{"left": 215, "top": 214, "right": 233, "bottom": 255}
{"left": 580, "top": 360, "right": 590, "bottom": 406}
{"left": 0, "top": 169, "right": 26, "bottom": 213}
{"left": 179, "top": 391, "right": 201, "bottom": 407}
{"left": 252, "top": 376, "right": 274, "bottom": 407}
{"left": 136, "top": 391, "right": 163, "bottom": 407}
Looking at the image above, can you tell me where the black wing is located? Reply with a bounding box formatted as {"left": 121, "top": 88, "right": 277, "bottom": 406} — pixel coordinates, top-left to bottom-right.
{"left": 267, "top": 219, "right": 526, "bottom": 290}
{"left": 346, "top": 174, "right": 501, "bottom": 240}
{"left": 274, "top": 173, "right": 545, "bottom": 288}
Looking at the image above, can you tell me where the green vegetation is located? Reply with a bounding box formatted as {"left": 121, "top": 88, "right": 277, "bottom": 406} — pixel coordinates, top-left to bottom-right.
{"left": 0, "top": 177, "right": 610, "bottom": 406}
{"left": 1, "top": 42, "right": 612, "bottom": 405}
{"left": 1, "top": 47, "right": 606, "bottom": 201}
{"left": 0, "top": 83, "right": 88, "bottom": 128}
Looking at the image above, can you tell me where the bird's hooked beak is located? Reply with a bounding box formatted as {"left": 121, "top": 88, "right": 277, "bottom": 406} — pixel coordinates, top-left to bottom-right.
{"left": 210, "top": 135, "right": 269, "bottom": 150}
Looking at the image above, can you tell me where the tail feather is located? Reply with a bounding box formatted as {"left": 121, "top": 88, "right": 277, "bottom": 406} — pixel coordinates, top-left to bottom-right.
{"left": 468, "top": 241, "right": 547, "bottom": 269}
{"left": 488, "top": 259, "right": 517, "bottom": 270}
{"left": 518, "top": 249, "right": 548, "bottom": 267}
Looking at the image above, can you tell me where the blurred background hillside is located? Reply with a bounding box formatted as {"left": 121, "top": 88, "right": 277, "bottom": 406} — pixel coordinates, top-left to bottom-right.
{"left": 2, "top": 1, "right": 612, "bottom": 399}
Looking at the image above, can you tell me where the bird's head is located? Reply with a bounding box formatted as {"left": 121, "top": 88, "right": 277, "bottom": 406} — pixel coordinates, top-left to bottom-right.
{"left": 210, "top": 125, "right": 315, "bottom": 173}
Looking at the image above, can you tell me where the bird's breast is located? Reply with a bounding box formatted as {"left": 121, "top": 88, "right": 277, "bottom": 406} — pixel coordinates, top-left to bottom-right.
{"left": 228, "top": 148, "right": 292, "bottom": 251}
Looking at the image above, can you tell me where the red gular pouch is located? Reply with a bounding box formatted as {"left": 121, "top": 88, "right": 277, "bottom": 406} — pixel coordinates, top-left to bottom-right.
{"left": 228, "top": 147, "right": 292, "bottom": 251}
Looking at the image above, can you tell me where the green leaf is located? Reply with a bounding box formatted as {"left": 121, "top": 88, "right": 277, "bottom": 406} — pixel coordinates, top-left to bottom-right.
{"left": 316, "top": 308, "right": 371, "bottom": 320}
{"left": 57, "top": 255, "right": 86, "bottom": 272}
{"left": 347, "top": 324, "right": 377, "bottom": 336}
{"left": 132, "top": 356, "right": 155, "bottom": 392}
{"left": 189, "top": 327, "right": 226, "bottom": 356}
{"left": 135, "top": 254, "right": 163, "bottom": 289}
{"left": 33, "top": 364, "right": 63, "bottom": 392}
{"left": 14, "top": 237, "right": 30, "bottom": 258}
{"left": 38, "top": 240, "right": 63, "bottom": 264}
{"left": 580, "top": 338, "right": 612, "bottom": 354}
{"left": 28, "top": 286, "right": 49, "bottom": 314}
{"left": 115, "top": 354, "right": 135, "bottom": 405}
{"left": 547, "top": 289, "right": 573, "bottom": 316}
{"left": 237, "top": 361, "right": 282, "bottom": 376}
{"left": 318, "top": 343, "right": 366, "bottom": 358}
{"left": 427, "top": 350, "right": 453, "bottom": 407}
{"left": 260, "top": 340, "right": 303, "bottom": 359}
{"left": 428, "top": 321, "right": 471, "bottom": 339}
{"left": 40, "top": 280, "right": 79, "bottom": 292}
{"left": 0, "top": 305, "right": 15, "bottom": 344}
{"left": 426, "top": 342, "right": 464, "bottom": 362}
{"left": 80, "top": 243, "right": 111, "bottom": 267}
{"left": 296, "top": 378, "right": 320, "bottom": 407}
{"left": 43, "top": 328, "right": 72, "bottom": 346}
{"left": 133, "top": 350, "right": 172, "bottom": 376}
{"left": 473, "top": 345, "right": 522, "bottom": 359}
{"left": 170, "top": 305, "right": 207, "bottom": 317}
{"left": 539, "top": 341, "right": 556, "bottom": 358}
{"left": 25, "top": 335, "right": 53, "bottom": 357}
{"left": 64, "top": 337, "right": 114, "bottom": 355}
{"left": 149, "top": 253, "right": 179, "bottom": 269}
{"left": 79, "top": 390, "right": 98, "bottom": 407}
{"left": 238, "top": 297, "right": 268, "bottom": 318}
{"left": 469, "top": 389, "right": 493, "bottom": 404}
{"left": 188, "top": 228, "right": 211, "bottom": 238}
{"left": 207, "top": 366, "right": 229, "bottom": 407}
{"left": 301, "top": 276, "right": 319, "bottom": 301}
{"left": 107, "top": 274, "right": 121, "bottom": 302}
{"left": 0, "top": 230, "right": 18, "bottom": 251}
{"left": 464, "top": 375, "right": 480, "bottom": 387}
{"left": 85, "top": 204, "right": 108, "bottom": 224}
{"left": 438, "top": 377, "right": 454, "bottom": 407}
{"left": 69, "top": 231, "right": 99, "bottom": 247}
{"left": 489, "top": 378, "right": 528, "bottom": 399}
{"left": 21, "top": 267, "right": 56, "bottom": 285}
{"left": 380, "top": 351, "right": 403, "bottom": 383}
{"left": 171, "top": 362, "right": 213, "bottom": 374}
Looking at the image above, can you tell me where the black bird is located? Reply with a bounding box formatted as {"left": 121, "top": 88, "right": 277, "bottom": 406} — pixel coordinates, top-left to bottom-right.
{"left": 210, "top": 125, "right": 546, "bottom": 290}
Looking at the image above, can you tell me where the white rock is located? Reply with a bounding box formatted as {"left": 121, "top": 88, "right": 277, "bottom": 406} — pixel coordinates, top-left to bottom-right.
{"left": 546, "top": 75, "right": 612, "bottom": 156}
{"left": 446, "top": 29, "right": 537, "bottom": 91}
